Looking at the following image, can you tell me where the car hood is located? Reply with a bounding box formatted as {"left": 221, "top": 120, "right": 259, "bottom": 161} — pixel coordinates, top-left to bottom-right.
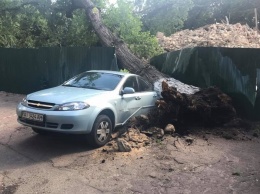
{"left": 27, "top": 86, "right": 111, "bottom": 104}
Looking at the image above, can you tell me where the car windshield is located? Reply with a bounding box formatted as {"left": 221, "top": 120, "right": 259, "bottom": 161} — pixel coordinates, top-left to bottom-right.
{"left": 62, "top": 72, "right": 123, "bottom": 91}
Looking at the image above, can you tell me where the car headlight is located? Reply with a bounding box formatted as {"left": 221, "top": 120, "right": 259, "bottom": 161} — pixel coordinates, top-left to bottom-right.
{"left": 21, "top": 97, "right": 28, "bottom": 106}
{"left": 56, "top": 102, "right": 90, "bottom": 111}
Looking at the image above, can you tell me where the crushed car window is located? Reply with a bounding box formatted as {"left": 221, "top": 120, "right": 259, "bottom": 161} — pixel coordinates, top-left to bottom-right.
{"left": 138, "top": 77, "right": 153, "bottom": 92}
{"left": 63, "top": 72, "right": 123, "bottom": 91}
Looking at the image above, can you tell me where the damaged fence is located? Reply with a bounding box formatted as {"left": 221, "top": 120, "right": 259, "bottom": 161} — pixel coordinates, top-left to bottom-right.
{"left": 150, "top": 47, "right": 260, "bottom": 119}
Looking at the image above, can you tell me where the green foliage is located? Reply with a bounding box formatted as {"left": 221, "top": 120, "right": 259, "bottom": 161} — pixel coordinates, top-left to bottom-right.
{"left": 0, "top": 0, "right": 98, "bottom": 48}
{"left": 0, "top": 5, "right": 47, "bottom": 47}
{"left": 1, "top": 0, "right": 164, "bottom": 57}
{"left": 0, "top": 0, "right": 259, "bottom": 51}
{"left": 103, "top": 0, "right": 163, "bottom": 59}
{"left": 185, "top": 0, "right": 260, "bottom": 29}
{"left": 48, "top": 2, "right": 98, "bottom": 47}
{"left": 120, "top": 69, "right": 129, "bottom": 73}
{"left": 133, "top": 0, "right": 194, "bottom": 36}
{"left": 0, "top": 0, "right": 163, "bottom": 58}
{"left": 0, "top": 12, "right": 18, "bottom": 47}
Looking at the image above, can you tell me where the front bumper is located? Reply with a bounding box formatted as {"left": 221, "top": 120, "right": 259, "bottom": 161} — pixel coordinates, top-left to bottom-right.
{"left": 16, "top": 103, "right": 96, "bottom": 134}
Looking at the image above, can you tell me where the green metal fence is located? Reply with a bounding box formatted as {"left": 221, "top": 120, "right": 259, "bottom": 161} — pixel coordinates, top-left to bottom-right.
{"left": 0, "top": 47, "right": 118, "bottom": 94}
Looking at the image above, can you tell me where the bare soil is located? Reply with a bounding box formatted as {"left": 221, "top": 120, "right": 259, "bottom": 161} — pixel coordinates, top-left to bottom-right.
{"left": 0, "top": 91, "right": 260, "bottom": 194}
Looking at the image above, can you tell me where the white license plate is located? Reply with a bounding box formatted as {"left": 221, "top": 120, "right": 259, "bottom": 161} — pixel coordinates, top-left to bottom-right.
{"left": 22, "top": 112, "right": 44, "bottom": 122}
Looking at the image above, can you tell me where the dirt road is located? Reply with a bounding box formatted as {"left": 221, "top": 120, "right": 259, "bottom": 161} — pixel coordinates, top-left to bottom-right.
{"left": 0, "top": 91, "right": 260, "bottom": 194}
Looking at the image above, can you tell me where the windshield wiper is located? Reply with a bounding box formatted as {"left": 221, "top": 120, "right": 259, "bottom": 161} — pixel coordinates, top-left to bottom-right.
{"left": 62, "top": 84, "right": 80, "bottom": 88}
{"left": 84, "top": 86, "right": 102, "bottom": 90}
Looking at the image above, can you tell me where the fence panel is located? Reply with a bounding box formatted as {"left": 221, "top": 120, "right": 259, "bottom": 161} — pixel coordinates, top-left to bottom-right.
{"left": 0, "top": 47, "right": 118, "bottom": 94}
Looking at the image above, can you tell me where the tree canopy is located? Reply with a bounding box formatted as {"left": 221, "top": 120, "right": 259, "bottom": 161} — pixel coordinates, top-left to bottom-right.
{"left": 0, "top": 0, "right": 259, "bottom": 59}
{"left": 0, "top": 0, "right": 99, "bottom": 47}
{"left": 103, "top": 0, "right": 163, "bottom": 58}
{"left": 0, "top": 0, "right": 163, "bottom": 58}
{"left": 132, "top": 0, "right": 194, "bottom": 36}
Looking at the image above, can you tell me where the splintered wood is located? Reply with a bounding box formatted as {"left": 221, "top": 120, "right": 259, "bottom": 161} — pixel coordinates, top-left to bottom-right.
{"left": 155, "top": 81, "right": 236, "bottom": 126}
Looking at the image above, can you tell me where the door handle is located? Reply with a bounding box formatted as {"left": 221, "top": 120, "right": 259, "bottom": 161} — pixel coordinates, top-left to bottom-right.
{"left": 135, "top": 96, "right": 141, "bottom": 100}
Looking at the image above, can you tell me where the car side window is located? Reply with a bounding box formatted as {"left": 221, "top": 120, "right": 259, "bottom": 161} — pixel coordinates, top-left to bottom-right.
{"left": 123, "top": 76, "right": 139, "bottom": 92}
{"left": 138, "top": 77, "right": 153, "bottom": 92}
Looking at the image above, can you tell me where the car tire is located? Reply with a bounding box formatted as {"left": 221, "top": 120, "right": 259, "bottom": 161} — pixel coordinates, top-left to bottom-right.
{"left": 32, "top": 127, "right": 49, "bottom": 135}
{"left": 87, "top": 115, "right": 112, "bottom": 147}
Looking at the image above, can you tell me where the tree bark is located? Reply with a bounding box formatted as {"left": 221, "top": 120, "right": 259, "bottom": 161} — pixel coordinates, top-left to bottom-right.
{"left": 77, "top": 0, "right": 167, "bottom": 83}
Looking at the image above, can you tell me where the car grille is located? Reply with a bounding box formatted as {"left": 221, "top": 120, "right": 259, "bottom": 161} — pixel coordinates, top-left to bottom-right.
{"left": 27, "top": 100, "right": 55, "bottom": 109}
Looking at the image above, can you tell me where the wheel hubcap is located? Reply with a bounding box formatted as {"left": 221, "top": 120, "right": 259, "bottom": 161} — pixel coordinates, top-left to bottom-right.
{"left": 96, "top": 121, "right": 110, "bottom": 142}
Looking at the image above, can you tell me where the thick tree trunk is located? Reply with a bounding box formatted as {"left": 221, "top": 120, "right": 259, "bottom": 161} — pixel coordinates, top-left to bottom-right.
{"left": 77, "top": 0, "right": 166, "bottom": 83}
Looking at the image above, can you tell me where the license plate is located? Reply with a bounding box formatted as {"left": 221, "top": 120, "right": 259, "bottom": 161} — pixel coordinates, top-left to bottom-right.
{"left": 22, "top": 112, "right": 44, "bottom": 122}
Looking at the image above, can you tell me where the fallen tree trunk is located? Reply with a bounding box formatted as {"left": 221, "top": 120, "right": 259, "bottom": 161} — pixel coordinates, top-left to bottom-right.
{"left": 78, "top": 0, "right": 238, "bottom": 126}
{"left": 78, "top": 0, "right": 201, "bottom": 95}
{"left": 78, "top": 0, "right": 166, "bottom": 83}
{"left": 79, "top": 0, "right": 238, "bottom": 126}
{"left": 154, "top": 81, "right": 237, "bottom": 126}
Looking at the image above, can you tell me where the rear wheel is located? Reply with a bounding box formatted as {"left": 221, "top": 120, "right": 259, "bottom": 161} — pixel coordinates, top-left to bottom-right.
{"left": 87, "top": 115, "right": 112, "bottom": 147}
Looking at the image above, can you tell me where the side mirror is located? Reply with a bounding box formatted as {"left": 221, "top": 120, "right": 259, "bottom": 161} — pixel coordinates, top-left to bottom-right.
{"left": 121, "top": 87, "right": 135, "bottom": 95}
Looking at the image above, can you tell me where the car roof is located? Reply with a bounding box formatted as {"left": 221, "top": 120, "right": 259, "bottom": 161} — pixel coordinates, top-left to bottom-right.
{"left": 87, "top": 70, "right": 135, "bottom": 77}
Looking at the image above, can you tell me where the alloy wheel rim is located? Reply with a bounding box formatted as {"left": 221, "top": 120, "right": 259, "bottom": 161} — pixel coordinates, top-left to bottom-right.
{"left": 96, "top": 121, "right": 110, "bottom": 142}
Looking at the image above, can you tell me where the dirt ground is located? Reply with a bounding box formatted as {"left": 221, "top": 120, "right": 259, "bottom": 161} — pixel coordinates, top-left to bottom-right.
{"left": 0, "top": 91, "right": 260, "bottom": 194}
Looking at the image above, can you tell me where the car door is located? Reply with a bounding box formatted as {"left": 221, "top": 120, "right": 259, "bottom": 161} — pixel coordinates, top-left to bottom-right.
{"left": 118, "top": 76, "right": 141, "bottom": 124}
{"left": 134, "top": 76, "right": 158, "bottom": 116}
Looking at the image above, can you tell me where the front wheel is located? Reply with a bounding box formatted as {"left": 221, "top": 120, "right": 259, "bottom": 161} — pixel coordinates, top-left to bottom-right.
{"left": 87, "top": 115, "right": 112, "bottom": 147}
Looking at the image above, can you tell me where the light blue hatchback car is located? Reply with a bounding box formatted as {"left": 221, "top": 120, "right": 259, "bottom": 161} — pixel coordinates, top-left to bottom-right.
{"left": 16, "top": 70, "right": 158, "bottom": 147}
